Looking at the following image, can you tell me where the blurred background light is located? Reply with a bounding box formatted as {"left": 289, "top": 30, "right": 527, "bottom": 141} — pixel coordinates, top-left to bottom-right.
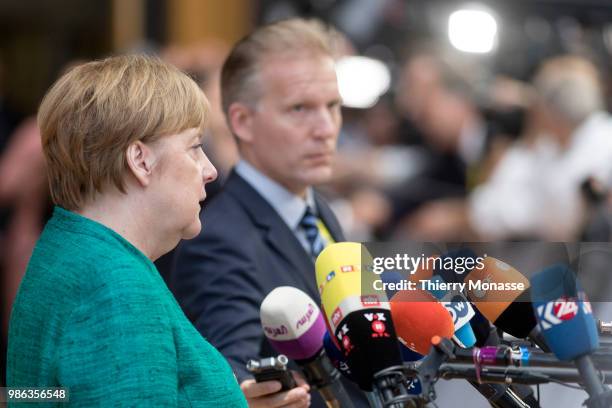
{"left": 336, "top": 55, "right": 391, "bottom": 109}
{"left": 448, "top": 7, "right": 498, "bottom": 54}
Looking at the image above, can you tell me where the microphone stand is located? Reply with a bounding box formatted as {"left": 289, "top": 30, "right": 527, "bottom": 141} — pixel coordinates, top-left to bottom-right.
{"left": 424, "top": 337, "right": 537, "bottom": 408}
{"left": 574, "top": 355, "right": 612, "bottom": 408}
{"left": 297, "top": 349, "right": 355, "bottom": 408}
{"left": 436, "top": 363, "right": 612, "bottom": 385}
{"left": 371, "top": 365, "right": 417, "bottom": 408}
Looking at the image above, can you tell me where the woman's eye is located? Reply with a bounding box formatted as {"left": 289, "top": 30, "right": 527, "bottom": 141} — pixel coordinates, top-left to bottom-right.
{"left": 291, "top": 104, "right": 305, "bottom": 112}
{"left": 192, "top": 143, "right": 204, "bottom": 151}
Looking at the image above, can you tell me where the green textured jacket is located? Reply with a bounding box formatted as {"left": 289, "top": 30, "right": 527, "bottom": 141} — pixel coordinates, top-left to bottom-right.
{"left": 7, "top": 207, "right": 247, "bottom": 407}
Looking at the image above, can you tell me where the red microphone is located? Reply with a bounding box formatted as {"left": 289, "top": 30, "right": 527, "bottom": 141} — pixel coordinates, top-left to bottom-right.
{"left": 390, "top": 289, "right": 455, "bottom": 355}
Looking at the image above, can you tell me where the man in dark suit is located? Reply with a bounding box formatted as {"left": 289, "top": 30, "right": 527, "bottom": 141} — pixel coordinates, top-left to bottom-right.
{"left": 172, "top": 18, "right": 367, "bottom": 408}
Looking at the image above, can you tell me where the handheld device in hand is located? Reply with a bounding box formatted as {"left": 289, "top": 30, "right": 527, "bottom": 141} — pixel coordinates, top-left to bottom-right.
{"left": 246, "top": 354, "right": 297, "bottom": 391}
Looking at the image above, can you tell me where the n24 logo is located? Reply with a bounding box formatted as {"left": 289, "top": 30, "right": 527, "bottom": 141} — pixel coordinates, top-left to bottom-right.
{"left": 537, "top": 296, "right": 580, "bottom": 329}
{"left": 554, "top": 299, "right": 578, "bottom": 321}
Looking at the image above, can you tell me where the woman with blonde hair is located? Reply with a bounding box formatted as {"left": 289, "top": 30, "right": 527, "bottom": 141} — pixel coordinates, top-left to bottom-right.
{"left": 7, "top": 55, "right": 246, "bottom": 407}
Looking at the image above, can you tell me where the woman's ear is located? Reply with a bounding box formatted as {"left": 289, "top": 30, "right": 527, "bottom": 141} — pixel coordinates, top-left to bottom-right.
{"left": 125, "top": 141, "right": 157, "bottom": 187}
{"left": 227, "top": 102, "right": 255, "bottom": 144}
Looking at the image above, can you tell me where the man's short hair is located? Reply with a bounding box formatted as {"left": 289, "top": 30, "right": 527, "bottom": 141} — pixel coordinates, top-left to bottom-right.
{"left": 38, "top": 54, "right": 209, "bottom": 210}
{"left": 220, "top": 18, "right": 335, "bottom": 116}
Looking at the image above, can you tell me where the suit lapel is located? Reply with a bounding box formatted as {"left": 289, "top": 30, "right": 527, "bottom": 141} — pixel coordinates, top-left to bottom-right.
{"left": 224, "top": 171, "right": 320, "bottom": 298}
{"left": 314, "top": 192, "right": 345, "bottom": 242}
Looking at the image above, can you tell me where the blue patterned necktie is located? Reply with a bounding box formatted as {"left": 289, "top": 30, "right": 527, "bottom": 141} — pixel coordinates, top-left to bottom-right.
{"left": 300, "top": 206, "right": 325, "bottom": 258}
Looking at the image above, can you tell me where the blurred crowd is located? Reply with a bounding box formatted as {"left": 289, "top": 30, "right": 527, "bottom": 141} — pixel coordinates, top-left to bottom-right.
{"left": 3, "top": 21, "right": 612, "bottom": 389}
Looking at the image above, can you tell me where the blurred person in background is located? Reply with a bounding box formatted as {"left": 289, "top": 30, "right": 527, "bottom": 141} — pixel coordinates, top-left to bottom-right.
{"left": 326, "top": 49, "right": 492, "bottom": 241}
{"left": 385, "top": 50, "right": 515, "bottom": 240}
{"left": 171, "top": 18, "right": 367, "bottom": 407}
{"left": 0, "top": 60, "right": 48, "bottom": 388}
{"left": 402, "top": 54, "right": 612, "bottom": 242}
{"left": 0, "top": 119, "right": 49, "bottom": 335}
{"left": 7, "top": 55, "right": 246, "bottom": 406}
{"left": 469, "top": 55, "right": 612, "bottom": 241}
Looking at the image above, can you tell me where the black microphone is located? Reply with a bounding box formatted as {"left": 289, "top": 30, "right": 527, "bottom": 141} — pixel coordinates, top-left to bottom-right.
{"left": 465, "top": 257, "right": 549, "bottom": 351}
{"left": 316, "top": 243, "right": 411, "bottom": 407}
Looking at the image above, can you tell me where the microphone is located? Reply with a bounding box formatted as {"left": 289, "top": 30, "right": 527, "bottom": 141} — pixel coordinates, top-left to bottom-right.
{"left": 465, "top": 257, "right": 548, "bottom": 350}
{"left": 378, "top": 272, "right": 428, "bottom": 362}
{"left": 424, "top": 250, "right": 479, "bottom": 347}
{"left": 403, "top": 249, "right": 479, "bottom": 348}
{"left": 260, "top": 286, "right": 355, "bottom": 408}
{"left": 323, "top": 330, "right": 424, "bottom": 402}
{"left": 531, "top": 264, "right": 608, "bottom": 403}
{"left": 315, "top": 242, "right": 408, "bottom": 402}
{"left": 388, "top": 288, "right": 455, "bottom": 355}
{"left": 427, "top": 274, "right": 477, "bottom": 348}
{"left": 390, "top": 289, "right": 535, "bottom": 407}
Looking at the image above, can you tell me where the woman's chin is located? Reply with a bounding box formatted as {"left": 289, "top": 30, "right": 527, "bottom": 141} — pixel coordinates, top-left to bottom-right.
{"left": 182, "top": 219, "right": 202, "bottom": 240}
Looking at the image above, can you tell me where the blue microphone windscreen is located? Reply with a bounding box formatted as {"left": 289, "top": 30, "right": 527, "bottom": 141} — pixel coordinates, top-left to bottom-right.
{"left": 455, "top": 323, "right": 477, "bottom": 348}
{"left": 531, "top": 264, "right": 598, "bottom": 360}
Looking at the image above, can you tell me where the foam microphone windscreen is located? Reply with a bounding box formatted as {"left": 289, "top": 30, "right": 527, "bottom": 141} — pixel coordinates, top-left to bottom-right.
{"left": 315, "top": 242, "right": 363, "bottom": 324}
{"left": 372, "top": 273, "right": 425, "bottom": 361}
{"left": 260, "top": 286, "right": 327, "bottom": 360}
{"left": 390, "top": 289, "right": 455, "bottom": 355}
{"left": 531, "top": 264, "right": 598, "bottom": 361}
{"left": 315, "top": 242, "right": 403, "bottom": 391}
{"left": 373, "top": 271, "right": 424, "bottom": 360}
{"left": 466, "top": 257, "right": 536, "bottom": 339}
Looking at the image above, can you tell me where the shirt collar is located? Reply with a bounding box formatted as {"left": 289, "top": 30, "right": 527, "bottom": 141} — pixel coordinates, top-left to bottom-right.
{"left": 235, "top": 159, "right": 316, "bottom": 230}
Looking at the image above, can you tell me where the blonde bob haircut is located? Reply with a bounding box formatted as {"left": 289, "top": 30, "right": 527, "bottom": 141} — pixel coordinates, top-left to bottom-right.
{"left": 38, "top": 54, "right": 209, "bottom": 210}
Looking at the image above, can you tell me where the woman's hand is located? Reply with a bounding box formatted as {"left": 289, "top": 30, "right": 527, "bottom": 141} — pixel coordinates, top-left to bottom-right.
{"left": 240, "top": 371, "right": 311, "bottom": 408}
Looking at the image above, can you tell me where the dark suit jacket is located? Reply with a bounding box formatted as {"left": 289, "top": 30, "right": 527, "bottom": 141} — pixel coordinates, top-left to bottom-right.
{"left": 171, "top": 170, "right": 368, "bottom": 407}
